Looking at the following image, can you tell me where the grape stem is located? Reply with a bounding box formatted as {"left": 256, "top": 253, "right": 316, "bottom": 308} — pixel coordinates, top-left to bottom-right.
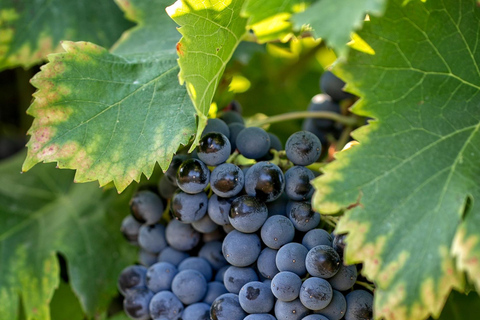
{"left": 248, "top": 111, "right": 358, "bottom": 127}
{"left": 356, "top": 281, "right": 375, "bottom": 292}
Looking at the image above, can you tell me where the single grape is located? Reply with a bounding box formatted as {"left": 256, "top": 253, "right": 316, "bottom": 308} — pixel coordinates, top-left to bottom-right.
{"left": 210, "top": 163, "right": 245, "bottom": 198}
{"left": 302, "top": 229, "right": 333, "bottom": 250}
{"left": 210, "top": 293, "right": 247, "bottom": 320}
{"left": 305, "top": 245, "right": 341, "bottom": 279}
{"left": 222, "top": 230, "right": 261, "bottom": 267}
{"left": 130, "top": 190, "right": 164, "bottom": 224}
{"left": 244, "top": 314, "right": 277, "bottom": 320}
{"left": 315, "top": 290, "right": 347, "bottom": 320}
{"left": 120, "top": 215, "right": 142, "bottom": 245}
{"left": 157, "top": 246, "right": 189, "bottom": 266}
{"left": 332, "top": 233, "right": 347, "bottom": 258}
{"left": 236, "top": 127, "right": 271, "bottom": 159}
{"left": 285, "top": 131, "right": 322, "bottom": 166}
{"left": 229, "top": 195, "right": 268, "bottom": 233}
{"left": 271, "top": 271, "right": 302, "bottom": 302}
{"left": 284, "top": 166, "right": 315, "bottom": 201}
{"left": 202, "top": 118, "right": 230, "bottom": 138}
{"left": 197, "top": 132, "right": 231, "bottom": 166}
{"left": 299, "top": 277, "right": 333, "bottom": 310}
{"left": 261, "top": 215, "right": 295, "bottom": 249}
{"left": 171, "top": 190, "right": 208, "bottom": 223}
{"left": 146, "top": 262, "right": 178, "bottom": 293}
{"left": 223, "top": 266, "right": 259, "bottom": 294}
{"left": 171, "top": 269, "right": 208, "bottom": 305}
{"left": 138, "top": 224, "right": 167, "bottom": 254}
{"left": 138, "top": 249, "right": 158, "bottom": 267}
{"left": 220, "top": 110, "right": 245, "bottom": 125}
{"left": 328, "top": 263, "right": 357, "bottom": 291}
{"left": 320, "top": 70, "right": 354, "bottom": 102}
{"left": 288, "top": 201, "right": 320, "bottom": 232}
{"left": 207, "top": 194, "right": 233, "bottom": 226}
{"left": 192, "top": 213, "right": 219, "bottom": 233}
{"left": 176, "top": 158, "right": 210, "bottom": 194}
{"left": 178, "top": 257, "right": 213, "bottom": 281}
{"left": 276, "top": 243, "right": 308, "bottom": 277}
{"left": 123, "top": 287, "right": 154, "bottom": 320}
{"left": 118, "top": 265, "right": 147, "bottom": 296}
{"left": 344, "top": 290, "right": 373, "bottom": 320}
{"left": 244, "top": 161, "right": 285, "bottom": 202}
{"left": 149, "top": 290, "right": 183, "bottom": 320}
{"left": 182, "top": 302, "right": 211, "bottom": 320}
{"left": 228, "top": 122, "right": 245, "bottom": 152}
{"left": 165, "top": 219, "right": 201, "bottom": 251}
{"left": 239, "top": 281, "right": 275, "bottom": 313}
{"left": 274, "top": 298, "right": 310, "bottom": 320}
{"left": 257, "top": 247, "right": 280, "bottom": 280}
{"left": 198, "top": 241, "right": 228, "bottom": 270}
{"left": 268, "top": 132, "right": 283, "bottom": 151}
{"left": 308, "top": 93, "right": 341, "bottom": 129}
{"left": 303, "top": 315, "right": 330, "bottom": 320}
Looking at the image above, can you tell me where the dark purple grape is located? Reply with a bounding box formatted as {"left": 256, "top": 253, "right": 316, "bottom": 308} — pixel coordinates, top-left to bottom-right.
{"left": 176, "top": 158, "right": 210, "bottom": 194}
{"left": 210, "top": 163, "right": 245, "bottom": 198}
{"left": 118, "top": 265, "right": 147, "bottom": 296}
{"left": 244, "top": 161, "right": 285, "bottom": 202}
{"left": 171, "top": 190, "right": 208, "bottom": 223}
{"left": 305, "top": 245, "right": 341, "bottom": 279}
{"left": 333, "top": 233, "right": 347, "bottom": 258}
{"left": 202, "top": 118, "right": 230, "bottom": 138}
{"left": 210, "top": 293, "right": 247, "bottom": 320}
{"left": 284, "top": 166, "right": 315, "bottom": 201}
{"left": 149, "top": 290, "right": 183, "bottom": 320}
{"left": 220, "top": 111, "right": 245, "bottom": 125}
{"left": 123, "top": 287, "right": 154, "bottom": 320}
{"left": 165, "top": 154, "right": 190, "bottom": 185}
{"left": 308, "top": 93, "right": 341, "bottom": 129}
{"left": 229, "top": 195, "right": 268, "bottom": 233}
{"left": 130, "top": 190, "right": 164, "bottom": 224}
{"left": 197, "top": 132, "right": 231, "bottom": 166}
{"left": 120, "top": 215, "right": 142, "bottom": 245}
{"left": 236, "top": 127, "right": 270, "bottom": 159}
{"left": 299, "top": 277, "right": 333, "bottom": 310}
{"left": 320, "top": 70, "right": 355, "bottom": 102}
{"left": 344, "top": 290, "right": 373, "bottom": 320}
{"left": 288, "top": 201, "right": 320, "bottom": 232}
{"left": 285, "top": 131, "right": 322, "bottom": 166}
{"left": 315, "top": 290, "right": 347, "bottom": 320}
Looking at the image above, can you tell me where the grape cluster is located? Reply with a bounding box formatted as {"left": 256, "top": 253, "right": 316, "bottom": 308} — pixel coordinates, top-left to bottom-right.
{"left": 118, "top": 100, "right": 373, "bottom": 320}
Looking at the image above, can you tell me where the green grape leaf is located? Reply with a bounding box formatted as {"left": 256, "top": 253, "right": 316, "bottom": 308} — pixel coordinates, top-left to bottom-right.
{"left": 0, "top": 153, "right": 135, "bottom": 320}
{"left": 23, "top": 0, "right": 196, "bottom": 192}
{"left": 312, "top": 0, "right": 480, "bottom": 319}
{"left": 167, "top": 0, "right": 248, "bottom": 150}
{"left": 50, "top": 281, "right": 84, "bottom": 320}
{"left": 241, "top": 0, "right": 313, "bottom": 43}
{"left": 0, "top": 0, "right": 132, "bottom": 70}
{"left": 292, "top": 0, "right": 386, "bottom": 54}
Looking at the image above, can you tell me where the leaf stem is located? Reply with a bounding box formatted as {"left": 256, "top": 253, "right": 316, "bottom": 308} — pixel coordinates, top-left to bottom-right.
{"left": 248, "top": 111, "right": 357, "bottom": 127}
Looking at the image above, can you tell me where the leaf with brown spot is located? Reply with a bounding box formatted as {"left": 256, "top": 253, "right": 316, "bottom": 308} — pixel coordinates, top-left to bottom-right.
{"left": 0, "top": 0, "right": 133, "bottom": 70}
{"left": 23, "top": 0, "right": 196, "bottom": 192}
{"left": 312, "top": 0, "right": 480, "bottom": 319}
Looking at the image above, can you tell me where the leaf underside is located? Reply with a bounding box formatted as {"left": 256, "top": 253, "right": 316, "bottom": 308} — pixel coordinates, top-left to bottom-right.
{"left": 0, "top": 153, "right": 134, "bottom": 320}
{"left": 241, "top": 0, "right": 313, "bottom": 43}
{"left": 0, "top": 0, "right": 132, "bottom": 70}
{"left": 167, "top": 0, "right": 248, "bottom": 150}
{"left": 312, "top": 0, "right": 480, "bottom": 319}
{"left": 292, "top": 0, "right": 386, "bottom": 55}
{"left": 23, "top": 0, "right": 196, "bottom": 192}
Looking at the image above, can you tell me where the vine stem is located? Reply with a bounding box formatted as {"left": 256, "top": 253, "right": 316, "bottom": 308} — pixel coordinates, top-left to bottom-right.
{"left": 248, "top": 111, "right": 358, "bottom": 127}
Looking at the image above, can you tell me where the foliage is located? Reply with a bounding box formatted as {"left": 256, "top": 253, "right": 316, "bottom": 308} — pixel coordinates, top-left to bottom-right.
{"left": 0, "top": 0, "right": 479, "bottom": 319}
